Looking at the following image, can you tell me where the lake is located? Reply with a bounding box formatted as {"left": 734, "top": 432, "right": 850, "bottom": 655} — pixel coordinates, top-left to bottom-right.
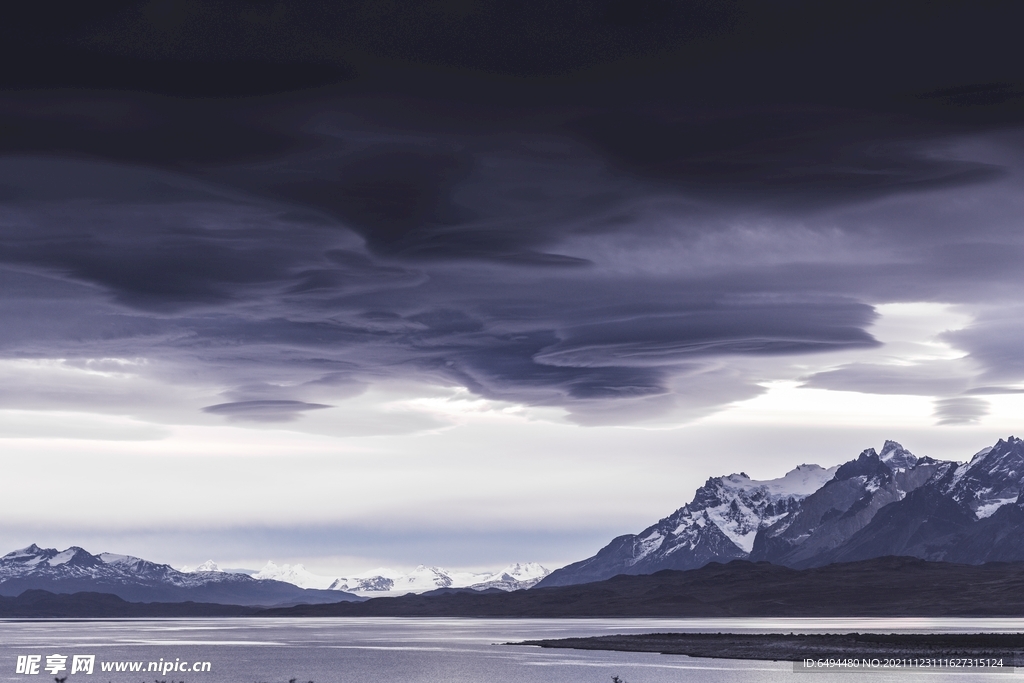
{"left": 2, "top": 617, "right": 1022, "bottom": 683}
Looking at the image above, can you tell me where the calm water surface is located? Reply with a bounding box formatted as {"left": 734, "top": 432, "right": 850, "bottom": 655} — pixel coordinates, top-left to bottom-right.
{"left": 2, "top": 617, "right": 1022, "bottom": 683}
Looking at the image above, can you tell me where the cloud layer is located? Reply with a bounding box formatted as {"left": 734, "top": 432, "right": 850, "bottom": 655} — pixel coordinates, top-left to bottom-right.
{"left": 1, "top": 1, "right": 1024, "bottom": 428}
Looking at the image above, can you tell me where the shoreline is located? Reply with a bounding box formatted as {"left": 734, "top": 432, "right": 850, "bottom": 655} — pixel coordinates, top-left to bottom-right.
{"left": 518, "top": 632, "right": 1024, "bottom": 665}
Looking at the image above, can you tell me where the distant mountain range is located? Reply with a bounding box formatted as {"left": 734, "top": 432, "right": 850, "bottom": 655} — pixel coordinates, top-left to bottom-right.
{"left": 538, "top": 436, "right": 1024, "bottom": 587}
{"left": 0, "top": 545, "right": 359, "bottom": 606}
{"left": 324, "top": 562, "right": 551, "bottom": 594}
{"left": 183, "top": 559, "right": 550, "bottom": 595}
{"left": 8, "top": 557, "right": 1024, "bottom": 618}
{"left": 0, "top": 544, "right": 549, "bottom": 606}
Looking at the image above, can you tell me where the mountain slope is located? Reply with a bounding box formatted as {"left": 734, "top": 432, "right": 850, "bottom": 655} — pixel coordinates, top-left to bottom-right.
{"left": 540, "top": 436, "right": 1024, "bottom": 587}
{"left": 749, "top": 441, "right": 943, "bottom": 567}
{"left": 0, "top": 545, "right": 360, "bottom": 606}
{"left": 822, "top": 437, "right": 1024, "bottom": 565}
{"left": 538, "top": 462, "right": 836, "bottom": 587}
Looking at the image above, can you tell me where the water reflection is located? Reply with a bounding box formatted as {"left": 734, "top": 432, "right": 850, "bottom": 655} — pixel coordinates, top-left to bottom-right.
{"left": 1, "top": 618, "right": 1019, "bottom": 683}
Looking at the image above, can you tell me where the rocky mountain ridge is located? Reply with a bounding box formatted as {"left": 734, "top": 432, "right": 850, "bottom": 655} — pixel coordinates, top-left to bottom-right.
{"left": 539, "top": 459, "right": 837, "bottom": 586}
{"left": 0, "top": 545, "right": 359, "bottom": 606}
{"left": 539, "top": 436, "right": 1024, "bottom": 587}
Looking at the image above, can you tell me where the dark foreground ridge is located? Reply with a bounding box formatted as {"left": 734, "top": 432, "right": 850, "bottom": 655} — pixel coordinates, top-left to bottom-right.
{"left": 518, "top": 633, "right": 1024, "bottom": 665}
{"left": 8, "top": 557, "right": 1024, "bottom": 618}
{"left": 262, "top": 557, "right": 1024, "bottom": 618}
{"left": 0, "top": 590, "right": 256, "bottom": 617}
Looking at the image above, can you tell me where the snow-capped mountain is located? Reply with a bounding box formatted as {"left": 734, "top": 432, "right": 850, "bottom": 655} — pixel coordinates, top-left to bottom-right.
{"left": 820, "top": 437, "right": 1024, "bottom": 565}
{"left": 187, "top": 559, "right": 555, "bottom": 595}
{"left": 945, "top": 437, "right": 1024, "bottom": 519}
{"left": 539, "top": 461, "right": 837, "bottom": 587}
{"left": 749, "top": 441, "right": 944, "bottom": 567}
{"left": 328, "top": 568, "right": 402, "bottom": 593}
{"left": 386, "top": 565, "right": 464, "bottom": 593}
{"left": 327, "top": 562, "right": 550, "bottom": 595}
{"left": 253, "top": 561, "right": 336, "bottom": 590}
{"left": 179, "top": 560, "right": 258, "bottom": 576}
{"left": 0, "top": 545, "right": 360, "bottom": 606}
{"left": 539, "top": 438, "right": 1024, "bottom": 587}
{"left": 0, "top": 545, "right": 547, "bottom": 601}
{"left": 469, "top": 562, "right": 550, "bottom": 591}
{"left": 179, "top": 560, "right": 223, "bottom": 573}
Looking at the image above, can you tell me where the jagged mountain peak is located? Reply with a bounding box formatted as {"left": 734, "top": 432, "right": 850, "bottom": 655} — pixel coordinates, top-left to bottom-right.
{"left": 716, "top": 464, "right": 835, "bottom": 498}
{"left": 687, "top": 466, "right": 838, "bottom": 553}
{"left": 834, "top": 448, "right": 890, "bottom": 481}
{"left": 467, "top": 562, "right": 551, "bottom": 591}
{"left": 946, "top": 436, "right": 1024, "bottom": 518}
{"left": 748, "top": 441, "right": 940, "bottom": 567}
{"left": 830, "top": 440, "right": 918, "bottom": 480}
{"left": 972, "top": 436, "right": 1021, "bottom": 463}
{"left": 498, "top": 561, "right": 548, "bottom": 577}
{"left": 2, "top": 545, "right": 185, "bottom": 578}
{"left": 538, "top": 460, "right": 841, "bottom": 587}
{"left": 99, "top": 552, "right": 145, "bottom": 566}
{"left": 4, "top": 544, "right": 44, "bottom": 559}
{"left": 542, "top": 436, "right": 1024, "bottom": 589}
{"left": 954, "top": 436, "right": 1024, "bottom": 476}
{"left": 880, "top": 440, "right": 904, "bottom": 456}
{"left": 958, "top": 436, "right": 1022, "bottom": 468}
{"left": 879, "top": 440, "right": 918, "bottom": 470}
{"left": 193, "top": 560, "right": 223, "bottom": 573}
{"left": 693, "top": 464, "right": 836, "bottom": 513}
{"left": 2, "top": 545, "right": 101, "bottom": 569}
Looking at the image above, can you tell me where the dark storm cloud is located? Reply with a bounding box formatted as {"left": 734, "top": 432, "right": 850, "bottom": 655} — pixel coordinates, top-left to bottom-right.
{"left": 534, "top": 303, "right": 878, "bottom": 368}
{"left": 0, "top": 161, "right": 323, "bottom": 310}
{"left": 1, "top": 1, "right": 1024, "bottom": 424}
{"left": 566, "top": 109, "right": 1008, "bottom": 208}
{"left": 0, "top": 93, "right": 303, "bottom": 166}
{"left": 264, "top": 146, "right": 481, "bottom": 259}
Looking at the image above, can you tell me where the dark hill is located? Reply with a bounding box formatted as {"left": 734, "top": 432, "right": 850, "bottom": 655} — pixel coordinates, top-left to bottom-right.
{"left": 261, "top": 556, "right": 1024, "bottom": 618}
{"left": 10, "top": 557, "right": 1024, "bottom": 618}
{"left": 0, "top": 590, "right": 256, "bottom": 617}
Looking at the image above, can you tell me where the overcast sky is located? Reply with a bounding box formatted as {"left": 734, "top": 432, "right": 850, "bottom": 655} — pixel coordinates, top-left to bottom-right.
{"left": 2, "top": 1, "right": 1024, "bottom": 574}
